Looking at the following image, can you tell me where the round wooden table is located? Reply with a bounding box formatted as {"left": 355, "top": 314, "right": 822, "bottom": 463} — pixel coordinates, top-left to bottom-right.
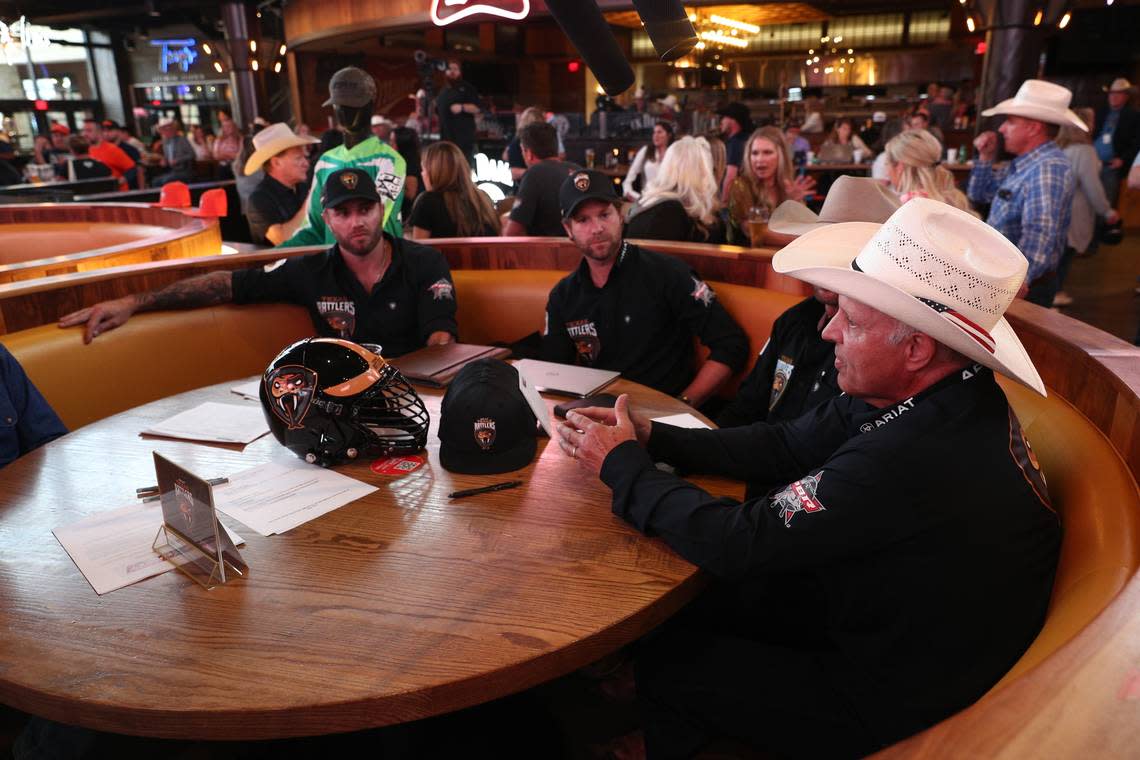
{"left": 0, "top": 377, "right": 743, "bottom": 739}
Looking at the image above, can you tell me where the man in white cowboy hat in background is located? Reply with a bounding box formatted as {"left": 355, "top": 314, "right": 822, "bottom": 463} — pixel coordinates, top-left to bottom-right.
{"left": 556, "top": 199, "right": 1060, "bottom": 757}
{"left": 968, "top": 79, "right": 1083, "bottom": 308}
{"left": 715, "top": 176, "right": 900, "bottom": 432}
{"left": 243, "top": 123, "right": 319, "bottom": 246}
{"left": 1094, "top": 78, "right": 1139, "bottom": 207}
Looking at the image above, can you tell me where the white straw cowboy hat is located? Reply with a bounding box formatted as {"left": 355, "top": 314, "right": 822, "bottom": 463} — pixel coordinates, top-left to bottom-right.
{"left": 769, "top": 176, "right": 901, "bottom": 236}
{"left": 244, "top": 122, "right": 319, "bottom": 176}
{"left": 773, "top": 197, "right": 1045, "bottom": 395}
{"left": 1104, "top": 78, "right": 1135, "bottom": 93}
{"left": 981, "top": 79, "right": 1087, "bottom": 131}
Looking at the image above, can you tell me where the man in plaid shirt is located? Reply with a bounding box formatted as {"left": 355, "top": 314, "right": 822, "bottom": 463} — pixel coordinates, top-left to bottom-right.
{"left": 968, "top": 80, "right": 1081, "bottom": 308}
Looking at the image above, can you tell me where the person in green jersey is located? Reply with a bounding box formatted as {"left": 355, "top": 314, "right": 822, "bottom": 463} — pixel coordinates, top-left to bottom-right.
{"left": 280, "top": 66, "right": 407, "bottom": 247}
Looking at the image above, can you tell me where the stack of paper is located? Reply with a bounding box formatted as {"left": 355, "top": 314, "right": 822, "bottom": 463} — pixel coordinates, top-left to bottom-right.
{"left": 143, "top": 402, "right": 269, "bottom": 444}
{"left": 229, "top": 379, "right": 261, "bottom": 400}
{"left": 214, "top": 461, "right": 378, "bottom": 536}
{"left": 54, "top": 503, "right": 245, "bottom": 595}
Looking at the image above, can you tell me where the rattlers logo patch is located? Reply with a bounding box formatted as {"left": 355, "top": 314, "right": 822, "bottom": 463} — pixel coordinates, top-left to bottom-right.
{"left": 770, "top": 472, "right": 826, "bottom": 527}
{"left": 565, "top": 318, "right": 600, "bottom": 364}
{"left": 474, "top": 417, "right": 496, "bottom": 450}
{"left": 573, "top": 172, "right": 591, "bottom": 192}
{"left": 428, "top": 278, "right": 454, "bottom": 300}
{"left": 340, "top": 172, "right": 358, "bottom": 190}
{"left": 175, "top": 478, "right": 194, "bottom": 530}
{"left": 316, "top": 296, "right": 356, "bottom": 338}
{"left": 770, "top": 356, "right": 794, "bottom": 410}
{"left": 265, "top": 365, "right": 317, "bottom": 430}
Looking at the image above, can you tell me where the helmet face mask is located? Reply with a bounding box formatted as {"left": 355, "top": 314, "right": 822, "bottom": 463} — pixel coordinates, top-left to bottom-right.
{"left": 260, "top": 338, "right": 429, "bottom": 466}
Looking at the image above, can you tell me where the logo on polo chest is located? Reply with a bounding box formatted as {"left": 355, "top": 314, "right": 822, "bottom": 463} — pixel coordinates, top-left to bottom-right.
{"left": 770, "top": 472, "right": 826, "bottom": 527}
{"left": 770, "top": 356, "right": 795, "bottom": 410}
{"left": 690, "top": 277, "right": 714, "bottom": 307}
{"left": 316, "top": 297, "right": 356, "bottom": 339}
{"left": 428, "top": 278, "right": 454, "bottom": 300}
{"left": 565, "top": 318, "right": 600, "bottom": 363}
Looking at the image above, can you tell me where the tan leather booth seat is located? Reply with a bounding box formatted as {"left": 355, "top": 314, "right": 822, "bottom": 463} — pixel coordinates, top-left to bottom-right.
{"left": 0, "top": 303, "right": 313, "bottom": 431}
{"left": 993, "top": 377, "right": 1140, "bottom": 688}
{"left": 2, "top": 269, "right": 1137, "bottom": 714}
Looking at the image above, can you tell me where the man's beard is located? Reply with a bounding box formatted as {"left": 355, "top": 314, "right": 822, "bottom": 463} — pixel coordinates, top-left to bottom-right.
{"left": 578, "top": 234, "right": 620, "bottom": 263}
{"left": 338, "top": 226, "right": 385, "bottom": 258}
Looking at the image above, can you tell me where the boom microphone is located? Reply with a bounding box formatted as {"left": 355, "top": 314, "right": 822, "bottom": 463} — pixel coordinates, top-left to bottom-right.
{"left": 631, "top": 0, "right": 698, "bottom": 61}
{"left": 544, "top": 0, "right": 635, "bottom": 95}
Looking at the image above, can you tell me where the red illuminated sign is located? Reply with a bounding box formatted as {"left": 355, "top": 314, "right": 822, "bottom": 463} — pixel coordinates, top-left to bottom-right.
{"left": 567, "top": 60, "right": 581, "bottom": 73}
{"left": 430, "top": 0, "right": 529, "bottom": 26}
{"left": 33, "top": 99, "right": 48, "bottom": 111}
{"left": 975, "top": 41, "right": 987, "bottom": 55}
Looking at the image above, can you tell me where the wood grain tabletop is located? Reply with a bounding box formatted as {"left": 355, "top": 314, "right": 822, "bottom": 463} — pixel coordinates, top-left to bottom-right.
{"left": 0, "top": 377, "right": 743, "bottom": 740}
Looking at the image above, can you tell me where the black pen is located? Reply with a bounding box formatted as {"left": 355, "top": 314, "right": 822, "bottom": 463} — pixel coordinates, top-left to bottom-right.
{"left": 448, "top": 480, "right": 524, "bottom": 499}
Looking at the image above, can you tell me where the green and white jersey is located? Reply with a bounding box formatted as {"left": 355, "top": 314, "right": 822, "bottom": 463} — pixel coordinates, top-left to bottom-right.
{"left": 280, "top": 135, "right": 406, "bottom": 248}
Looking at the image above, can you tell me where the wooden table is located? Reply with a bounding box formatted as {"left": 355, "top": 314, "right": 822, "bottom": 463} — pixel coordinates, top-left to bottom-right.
{"left": 0, "top": 377, "right": 743, "bottom": 740}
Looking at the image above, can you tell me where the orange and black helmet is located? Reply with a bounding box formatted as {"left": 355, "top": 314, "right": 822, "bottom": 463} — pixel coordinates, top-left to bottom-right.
{"left": 260, "top": 338, "right": 429, "bottom": 466}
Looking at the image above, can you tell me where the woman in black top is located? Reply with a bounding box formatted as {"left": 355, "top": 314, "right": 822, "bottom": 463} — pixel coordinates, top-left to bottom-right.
{"left": 409, "top": 141, "right": 501, "bottom": 239}
{"left": 625, "top": 136, "right": 725, "bottom": 244}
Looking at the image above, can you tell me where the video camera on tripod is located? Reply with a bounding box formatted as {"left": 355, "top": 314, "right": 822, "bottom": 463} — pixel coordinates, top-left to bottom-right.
{"left": 414, "top": 49, "right": 448, "bottom": 99}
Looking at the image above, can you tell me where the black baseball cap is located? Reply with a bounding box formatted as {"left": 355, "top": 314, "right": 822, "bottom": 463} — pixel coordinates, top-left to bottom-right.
{"left": 559, "top": 169, "right": 620, "bottom": 219}
{"left": 321, "top": 168, "right": 382, "bottom": 210}
{"left": 438, "top": 359, "right": 537, "bottom": 475}
{"left": 323, "top": 66, "right": 377, "bottom": 108}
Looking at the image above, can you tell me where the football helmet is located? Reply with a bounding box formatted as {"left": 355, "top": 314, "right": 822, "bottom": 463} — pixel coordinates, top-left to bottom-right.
{"left": 260, "top": 338, "right": 429, "bottom": 466}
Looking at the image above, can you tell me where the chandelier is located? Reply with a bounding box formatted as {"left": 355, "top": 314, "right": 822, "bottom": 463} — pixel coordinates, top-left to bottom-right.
{"left": 688, "top": 10, "right": 758, "bottom": 51}
{"left": 804, "top": 34, "right": 855, "bottom": 77}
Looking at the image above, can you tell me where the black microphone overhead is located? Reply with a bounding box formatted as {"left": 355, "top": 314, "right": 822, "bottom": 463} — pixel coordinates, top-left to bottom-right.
{"left": 544, "top": 0, "right": 635, "bottom": 96}
{"left": 631, "top": 0, "right": 698, "bottom": 61}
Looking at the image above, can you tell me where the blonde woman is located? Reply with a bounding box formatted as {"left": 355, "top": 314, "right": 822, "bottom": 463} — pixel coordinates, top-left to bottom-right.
{"left": 1053, "top": 107, "right": 1119, "bottom": 306}
{"left": 626, "top": 136, "right": 724, "bottom": 243}
{"left": 883, "top": 129, "right": 973, "bottom": 213}
{"left": 409, "top": 141, "right": 501, "bottom": 239}
{"left": 727, "top": 126, "right": 815, "bottom": 244}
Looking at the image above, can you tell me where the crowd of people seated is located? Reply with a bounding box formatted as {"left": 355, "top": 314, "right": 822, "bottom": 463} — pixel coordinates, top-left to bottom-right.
{"left": 2, "top": 66, "right": 1137, "bottom": 760}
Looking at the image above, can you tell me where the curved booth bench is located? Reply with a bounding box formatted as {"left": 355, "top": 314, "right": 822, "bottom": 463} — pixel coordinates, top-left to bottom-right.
{"left": 0, "top": 239, "right": 1138, "bottom": 756}
{"left": 0, "top": 203, "right": 223, "bottom": 286}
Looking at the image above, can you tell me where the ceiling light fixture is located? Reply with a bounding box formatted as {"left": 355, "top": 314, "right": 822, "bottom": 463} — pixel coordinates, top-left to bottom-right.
{"left": 709, "top": 14, "right": 759, "bottom": 35}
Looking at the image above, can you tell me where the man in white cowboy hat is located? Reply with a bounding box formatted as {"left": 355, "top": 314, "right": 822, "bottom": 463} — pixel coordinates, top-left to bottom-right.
{"left": 370, "top": 114, "right": 395, "bottom": 143}
{"left": 1094, "top": 77, "right": 1139, "bottom": 206}
{"left": 716, "top": 177, "right": 900, "bottom": 430}
{"left": 556, "top": 199, "right": 1060, "bottom": 757}
{"left": 243, "top": 123, "right": 319, "bottom": 246}
{"left": 967, "top": 79, "right": 1082, "bottom": 308}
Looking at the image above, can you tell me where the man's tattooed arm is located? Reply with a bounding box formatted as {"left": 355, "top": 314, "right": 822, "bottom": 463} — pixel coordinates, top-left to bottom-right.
{"left": 135, "top": 271, "right": 233, "bottom": 311}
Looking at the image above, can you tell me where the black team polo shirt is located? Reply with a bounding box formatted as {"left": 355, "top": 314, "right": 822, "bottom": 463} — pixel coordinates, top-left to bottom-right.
{"left": 541, "top": 243, "right": 748, "bottom": 397}
{"left": 246, "top": 174, "right": 307, "bottom": 246}
{"left": 231, "top": 234, "right": 458, "bottom": 357}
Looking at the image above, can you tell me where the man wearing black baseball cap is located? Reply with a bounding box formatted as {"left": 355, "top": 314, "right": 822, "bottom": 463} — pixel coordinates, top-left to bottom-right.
{"left": 539, "top": 169, "right": 747, "bottom": 408}
{"left": 717, "top": 101, "right": 753, "bottom": 201}
{"left": 60, "top": 167, "right": 458, "bottom": 355}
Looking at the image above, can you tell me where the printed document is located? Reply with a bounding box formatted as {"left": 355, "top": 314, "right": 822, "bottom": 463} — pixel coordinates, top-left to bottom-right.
{"left": 142, "top": 402, "right": 269, "bottom": 444}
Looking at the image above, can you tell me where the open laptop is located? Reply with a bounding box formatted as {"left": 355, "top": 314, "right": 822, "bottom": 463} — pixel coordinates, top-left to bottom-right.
{"left": 515, "top": 359, "right": 619, "bottom": 398}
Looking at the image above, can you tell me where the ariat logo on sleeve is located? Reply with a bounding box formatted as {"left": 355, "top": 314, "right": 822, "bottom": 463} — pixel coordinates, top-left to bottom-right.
{"left": 770, "top": 472, "right": 826, "bottom": 527}
{"left": 428, "top": 278, "right": 454, "bottom": 300}
{"left": 690, "top": 277, "right": 715, "bottom": 307}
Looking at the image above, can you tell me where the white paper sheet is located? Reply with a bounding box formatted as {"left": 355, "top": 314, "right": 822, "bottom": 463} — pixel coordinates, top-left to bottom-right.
{"left": 651, "top": 413, "right": 712, "bottom": 430}
{"left": 213, "top": 460, "right": 378, "bottom": 536}
{"left": 142, "top": 402, "right": 269, "bottom": 444}
{"left": 229, "top": 379, "right": 261, "bottom": 400}
{"left": 53, "top": 502, "right": 244, "bottom": 596}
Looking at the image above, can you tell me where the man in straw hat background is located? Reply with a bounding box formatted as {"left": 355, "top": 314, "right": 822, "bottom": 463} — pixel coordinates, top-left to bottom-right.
{"left": 243, "top": 122, "right": 319, "bottom": 246}
{"left": 716, "top": 176, "right": 900, "bottom": 431}
{"left": 1094, "top": 77, "right": 1139, "bottom": 208}
{"left": 556, "top": 199, "right": 1060, "bottom": 758}
{"left": 968, "top": 79, "right": 1082, "bottom": 308}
